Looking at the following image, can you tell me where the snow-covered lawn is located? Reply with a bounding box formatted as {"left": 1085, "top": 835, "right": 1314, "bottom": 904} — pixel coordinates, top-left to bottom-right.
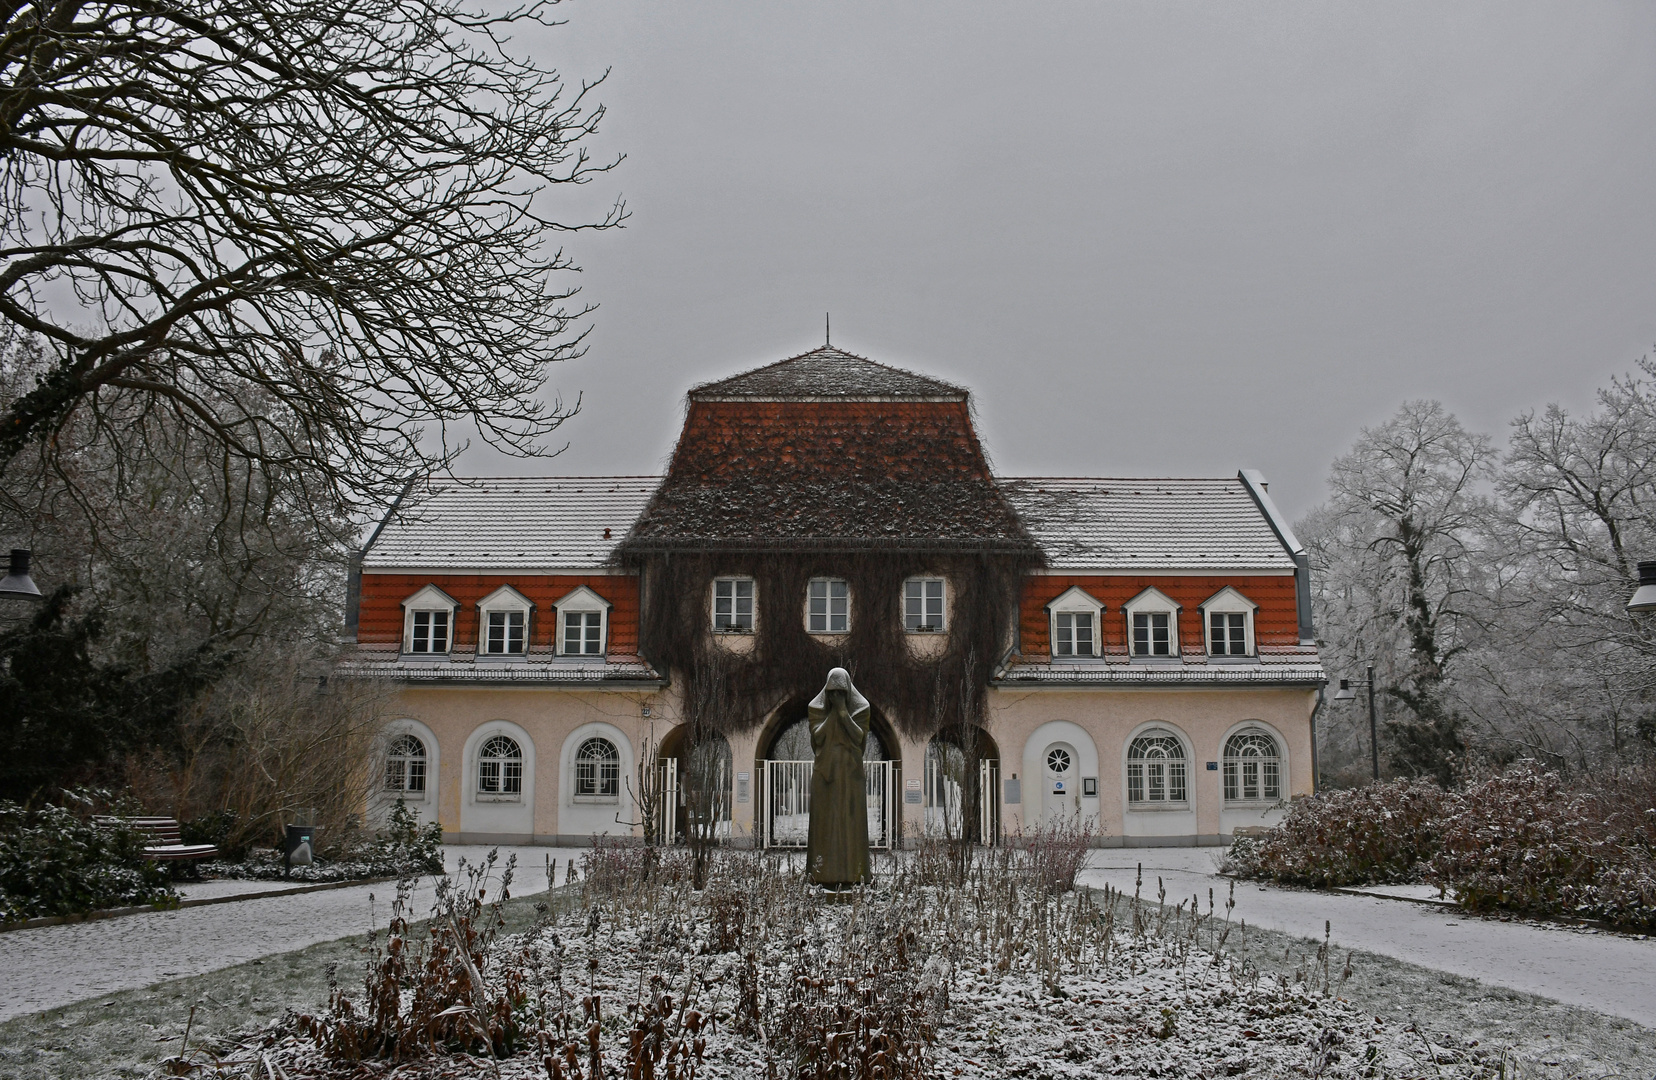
{"left": 210, "top": 849, "right": 1646, "bottom": 1079}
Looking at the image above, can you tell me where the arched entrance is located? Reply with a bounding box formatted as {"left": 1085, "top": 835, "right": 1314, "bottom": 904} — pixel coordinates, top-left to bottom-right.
{"left": 755, "top": 698, "right": 899, "bottom": 850}
{"left": 655, "top": 725, "right": 732, "bottom": 845}
{"left": 924, "top": 726, "right": 1001, "bottom": 844}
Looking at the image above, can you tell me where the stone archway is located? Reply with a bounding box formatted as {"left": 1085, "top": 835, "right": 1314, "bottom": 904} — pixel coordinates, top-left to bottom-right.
{"left": 752, "top": 693, "right": 900, "bottom": 850}
{"left": 924, "top": 726, "right": 1001, "bottom": 845}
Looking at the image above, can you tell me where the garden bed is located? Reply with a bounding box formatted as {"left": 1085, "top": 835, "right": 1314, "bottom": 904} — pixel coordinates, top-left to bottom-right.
{"left": 179, "top": 843, "right": 1645, "bottom": 1079}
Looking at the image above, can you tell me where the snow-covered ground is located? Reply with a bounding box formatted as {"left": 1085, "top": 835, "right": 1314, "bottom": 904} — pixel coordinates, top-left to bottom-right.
{"left": 2, "top": 842, "right": 1654, "bottom": 1036}
{"left": 1079, "top": 847, "right": 1656, "bottom": 1028}
{"left": 0, "top": 845, "right": 575, "bottom": 1022}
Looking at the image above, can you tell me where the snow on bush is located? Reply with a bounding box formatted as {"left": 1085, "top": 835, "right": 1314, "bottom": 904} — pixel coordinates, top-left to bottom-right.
{"left": 1230, "top": 761, "right": 1656, "bottom": 931}
{"left": 1224, "top": 780, "right": 1449, "bottom": 888}
{"left": 217, "top": 837, "right": 1523, "bottom": 1080}
{"left": 1430, "top": 763, "right": 1656, "bottom": 932}
{"left": 0, "top": 791, "right": 175, "bottom": 920}
{"left": 197, "top": 800, "right": 445, "bottom": 883}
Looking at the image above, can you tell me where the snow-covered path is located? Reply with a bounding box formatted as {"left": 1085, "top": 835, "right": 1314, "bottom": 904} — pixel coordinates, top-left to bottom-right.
{"left": 0, "top": 845, "right": 577, "bottom": 1023}
{"left": 4, "top": 844, "right": 1655, "bottom": 1029}
{"left": 1079, "top": 847, "right": 1656, "bottom": 1029}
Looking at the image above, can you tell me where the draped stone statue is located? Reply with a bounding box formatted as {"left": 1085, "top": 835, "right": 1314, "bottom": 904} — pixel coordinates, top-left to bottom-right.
{"left": 806, "top": 667, "right": 871, "bottom": 887}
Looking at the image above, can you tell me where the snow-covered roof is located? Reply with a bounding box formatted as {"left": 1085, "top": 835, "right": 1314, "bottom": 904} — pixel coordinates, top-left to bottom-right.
{"left": 361, "top": 477, "right": 659, "bottom": 570}
{"left": 996, "top": 646, "right": 1324, "bottom": 687}
{"left": 361, "top": 474, "right": 1302, "bottom": 571}
{"left": 997, "top": 477, "right": 1298, "bottom": 571}
{"left": 689, "top": 345, "right": 966, "bottom": 401}
{"left": 339, "top": 651, "right": 664, "bottom": 686}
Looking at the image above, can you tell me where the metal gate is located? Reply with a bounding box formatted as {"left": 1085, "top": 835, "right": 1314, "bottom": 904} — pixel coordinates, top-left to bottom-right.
{"left": 924, "top": 753, "right": 1001, "bottom": 845}
{"left": 760, "top": 759, "right": 895, "bottom": 850}
{"left": 657, "top": 760, "right": 678, "bottom": 843}
{"left": 979, "top": 757, "right": 1001, "bottom": 846}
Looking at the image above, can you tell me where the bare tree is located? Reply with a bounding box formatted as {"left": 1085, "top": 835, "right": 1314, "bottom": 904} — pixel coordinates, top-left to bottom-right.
{"left": 1491, "top": 362, "right": 1656, "bottom": 756}
{"left": 0, "top": 0, "right": 623, "bottom": 521}
{"left": 1301, "top": 401, "right": 1497, "bottom": 783}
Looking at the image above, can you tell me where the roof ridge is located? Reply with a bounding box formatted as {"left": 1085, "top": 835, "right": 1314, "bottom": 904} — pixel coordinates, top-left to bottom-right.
{"left": 688, "top": 344, "right": 967, "bottom": 399}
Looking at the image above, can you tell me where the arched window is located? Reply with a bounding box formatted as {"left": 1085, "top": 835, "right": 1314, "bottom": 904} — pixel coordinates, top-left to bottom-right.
{"left": 385, "top": 734, "right": 427, "bottom": 793}
{"left": 1224, "top": 731, "right": 1281, "bottom": 801}
{"left": 1127, "top": 731, "right": 1187, "bottom": 804}
{"left": 477, "top": 735, "right": 523, "bottom": 796}
{"left": 574, "top": 737, "right": 620, "bottom": 800}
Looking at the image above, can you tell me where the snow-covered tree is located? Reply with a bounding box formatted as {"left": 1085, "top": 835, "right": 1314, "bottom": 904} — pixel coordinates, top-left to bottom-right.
{"left": 1300, "top": 401, "right": 1497, "bottom": 784}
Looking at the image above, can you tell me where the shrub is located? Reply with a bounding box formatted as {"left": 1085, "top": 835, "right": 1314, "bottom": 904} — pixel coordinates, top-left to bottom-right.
{"left": 1225, "top": 780, "right": 1450, "bottom": 888}
{"left": 0, "top": 793, "right": 175, "bottom": 920}
{"left": 1019, "top": 814, "right": 1098, "bottom": 894}
{"left": 1429, "top": 763, "right": 1656, "bottom": 932}
{"left": 197, "top": 800, "right": 445, "bottom": 882}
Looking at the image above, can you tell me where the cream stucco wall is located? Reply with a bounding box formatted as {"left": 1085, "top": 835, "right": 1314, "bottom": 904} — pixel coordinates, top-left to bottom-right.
{"left": 985, "top": 686, "right": 1316, "bottom": 846}
{"left": 387, "top": 684, "right": 680, "bottom": 844}
{"left": 379, "top": 681, "right": 1314, "bottom": 847}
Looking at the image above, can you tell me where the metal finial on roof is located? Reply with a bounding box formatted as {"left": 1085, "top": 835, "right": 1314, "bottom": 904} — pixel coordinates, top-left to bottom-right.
{"left": 825, "top": 312, "right": 830, "bottom": 346}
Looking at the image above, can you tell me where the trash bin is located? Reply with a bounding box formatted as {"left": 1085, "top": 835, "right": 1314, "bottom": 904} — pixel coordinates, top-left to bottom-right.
{"left": 283, "top": 824, "right": 316, "bottom": 870}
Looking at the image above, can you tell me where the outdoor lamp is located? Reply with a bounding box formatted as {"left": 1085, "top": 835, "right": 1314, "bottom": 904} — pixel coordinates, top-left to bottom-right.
{"left": 1330, "top": 663, "right": 1381, "bottom": 781}
{"left": 0, "top": 548, "right": 41, "bottom": 602}
{"left": 1629, "top": 561, "right": 1656, "bottom": 614}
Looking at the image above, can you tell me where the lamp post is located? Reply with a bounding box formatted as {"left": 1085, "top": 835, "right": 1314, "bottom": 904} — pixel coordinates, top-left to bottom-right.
{"left": 0, "top": 548, "right": 42, "bottom": 603}
{"left": 1332, "top": 660, "right": 1380, "bottom": 782}
{"left": 1628, "top": 561, "right": 1656, "bottom": 614}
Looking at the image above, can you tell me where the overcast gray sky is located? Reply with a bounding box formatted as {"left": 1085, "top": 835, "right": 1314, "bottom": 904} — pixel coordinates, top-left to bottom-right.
{"left": 459, "top": 1, "right": 1656, "bottom": 520}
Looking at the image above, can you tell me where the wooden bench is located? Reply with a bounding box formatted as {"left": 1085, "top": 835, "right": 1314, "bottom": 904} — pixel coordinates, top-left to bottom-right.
{"left": 93, "top": 816, "right": 219, "bottom": 862}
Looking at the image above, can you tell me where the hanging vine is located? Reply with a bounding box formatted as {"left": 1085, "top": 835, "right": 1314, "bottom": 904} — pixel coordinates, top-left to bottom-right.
{"left": 625, "top": 546, "right": 1039, "bottom": 743}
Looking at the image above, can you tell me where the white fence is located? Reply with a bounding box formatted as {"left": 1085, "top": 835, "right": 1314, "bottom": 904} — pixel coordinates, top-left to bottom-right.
{"left": 759, "top": 759, "right": 896, "bottom": 850}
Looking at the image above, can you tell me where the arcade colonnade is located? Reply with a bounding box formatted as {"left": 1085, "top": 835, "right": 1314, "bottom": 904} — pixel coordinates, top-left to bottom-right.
{"left": 372, "top": 684, "right": 1315, "bottom": 847}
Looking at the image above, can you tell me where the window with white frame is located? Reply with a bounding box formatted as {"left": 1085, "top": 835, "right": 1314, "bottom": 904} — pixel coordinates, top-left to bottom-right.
{"left": 574, "top": 737, "right": 620, "bottom": 800}
{"left": 384, "top": 734, "right": 427, "bottom": 793}
{"left": 476, "top": 735, "right": 522, "bottom": 797}
{"left": 411, "top": 609, "right": 451, "bottom": 653}
{"left": 1124, "top": 588, "right": 1180, "bottom": 658}
{"left": 1127, "top": 731, "right": 1188, "bottom": 804}
{"left": 1224, "top": 730, "right": 1281, "bottom": 801}
{"left": 904, "top": 578, "right": 945, "bottom": 632}
{"left": 402, "top": 584, "right": 458, "bottom": 655}
{"left": 1046, "top": 586, "right": 1103, "bottom": 658}
{"left": 1201, "top": 587, "right": 1257, "bottom": 657}
{"left": 563, "top": 611, "right": 603, "bottom": 655}
{"left": 713, "top": 578, "right": 754, "bottom": 632}
{"left": 554, "top": 585, "right": 610, "bottom": 657}
{"left": 808, "top": 578, "right": 850, "bottom": 633}
{"left": 485, "top": 610, "right": 526, "bottom": 653}
{"left": 476, "top": 585, "right": 532, "bottom": 656}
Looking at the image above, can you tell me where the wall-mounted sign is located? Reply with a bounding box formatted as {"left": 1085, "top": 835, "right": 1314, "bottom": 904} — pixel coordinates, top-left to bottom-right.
{"left": 1004, "top": 777, "right": 1021, "bottom": 804}
{"left": 904, "top": 777, "right": 922, "bottom": 804}
{"left": 1206, "top": 761, "right": 1219, "bottom": 771}
{"left": 1052, "top": 780, "right": 1066, "bottom": 794}
{"left": 736, "top": 771, "right": 750, "bottom": 803}
{"left": 1082, "top": 777, "right": 1098, "bottom": 798}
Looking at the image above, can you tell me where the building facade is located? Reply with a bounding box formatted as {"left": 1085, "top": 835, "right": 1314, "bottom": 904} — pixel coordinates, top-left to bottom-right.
{"left": 346, "top": 346, "right": 1324, "bottom": 847}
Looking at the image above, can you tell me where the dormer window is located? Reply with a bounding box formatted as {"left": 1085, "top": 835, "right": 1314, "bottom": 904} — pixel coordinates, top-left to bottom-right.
{"left": 1124, "top": 587, "right": 1181, "bottom": 658}
{"left": 555, "top": 585, "right": 612, "bottom": 656}
{"left": 904, "top": 578, "right": 945, "bottom": 632}
{"left": 1046, "top": 586, "right": 1104, "bottom": 658}
{"left": 808, "top": 578, "right": 850, "bottom": 633}
{"left": 402, "top": 584, "right": 459, "bottom": 655}
{"left": 1201, "top": 587, "right": 1258, "bottom": 657}
{"left": 713, "top": 578, "right": 754, "bottom": 632}
{"left": 476, "top": 585, "right": 534, "bottom": 656}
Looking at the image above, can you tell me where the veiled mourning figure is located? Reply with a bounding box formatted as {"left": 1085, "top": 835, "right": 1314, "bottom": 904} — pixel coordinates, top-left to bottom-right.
{"left": 806, "top": 667, "right": 871, "bottom": 887}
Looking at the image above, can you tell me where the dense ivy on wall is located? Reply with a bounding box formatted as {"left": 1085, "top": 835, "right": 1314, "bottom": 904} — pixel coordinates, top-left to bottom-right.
{"left": 629, "top": 547, "right": 1038, "bottom": 743}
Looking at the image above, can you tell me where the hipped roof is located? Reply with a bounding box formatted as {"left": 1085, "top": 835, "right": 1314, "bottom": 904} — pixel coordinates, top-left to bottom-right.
{"left": 621, "top": 346, "right": 1036, "bottom": 554}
